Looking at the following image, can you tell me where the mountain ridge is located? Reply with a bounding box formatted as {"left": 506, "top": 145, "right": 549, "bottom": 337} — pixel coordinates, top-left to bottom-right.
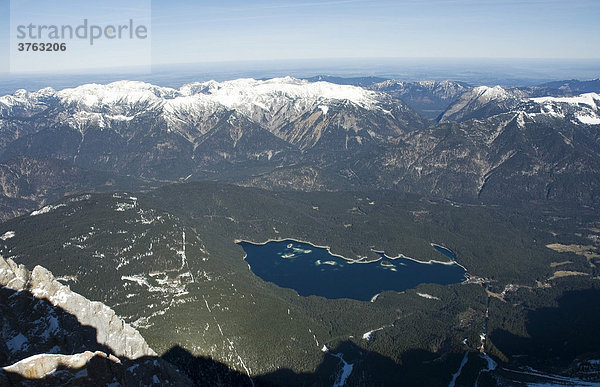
{"left": 0, "top": 77, "right": 598, "bottom": 218}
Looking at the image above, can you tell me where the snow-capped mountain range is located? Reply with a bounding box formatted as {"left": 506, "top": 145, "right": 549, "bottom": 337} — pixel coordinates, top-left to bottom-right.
{"left": 0, "top": 77, "right": 420, "bottom": 137}
{"left": 439, "top": 84, "right": 600, "bottom": 124}
{"left": 0, "top": 77, "right": 598, "bottom": 208}
{"left": 0, "top": 78, "right": 427, "bottom": 173}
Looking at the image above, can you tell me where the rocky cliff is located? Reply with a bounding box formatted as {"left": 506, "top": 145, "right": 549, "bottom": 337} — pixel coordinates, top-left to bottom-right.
{"left": 0, "top": 255, "right": 191, "bottom": 385}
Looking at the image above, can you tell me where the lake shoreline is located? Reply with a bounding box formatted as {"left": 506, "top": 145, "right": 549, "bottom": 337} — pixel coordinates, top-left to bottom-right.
{"left": 237, "top": 238, "right": 469, "bottom": 301}
{"left": 235, "top": 237, "right": 468, "bottom": 273}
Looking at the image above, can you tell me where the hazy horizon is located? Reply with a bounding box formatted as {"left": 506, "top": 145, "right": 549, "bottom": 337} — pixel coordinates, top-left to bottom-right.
{"left": 0, "top": 1, "right": 598, "bottom": 93}
{"left": 1, "top": 0, "right": 599, "bottom": 78}
{"left": 0, "top": 57, "right": 599, "bottom": 95}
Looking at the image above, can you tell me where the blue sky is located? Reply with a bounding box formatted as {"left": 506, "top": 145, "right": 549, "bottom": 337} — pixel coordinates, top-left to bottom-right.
{"left": 149, "top": 0, "right": 600, "bottom": 63}
{"left": 1, "top": 0, "right": 599, "bottom": 73}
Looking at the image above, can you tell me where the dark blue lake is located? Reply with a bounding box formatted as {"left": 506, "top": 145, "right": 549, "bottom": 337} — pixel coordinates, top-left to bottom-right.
{"left": 239, "top": 239, "right": 467, "bottom": 301}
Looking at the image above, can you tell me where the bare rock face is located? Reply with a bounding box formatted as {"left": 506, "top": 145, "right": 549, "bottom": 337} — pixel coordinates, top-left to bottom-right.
{"left": 0, "top": 255, "right": 194, "bottom": 385}
{"left": 0, "top": 255, "right": 29, "bottom": 289}
{"left": 2, "top": 351, "right": 124, "bottom": 384}
{"left": 1, "top": 349, "right": 192, "bottom": 386}
{"left": 0, "top": 255, "right": 155, "bottom": 360}
{"left": 30, "top": 265, "right": 156, "bottom": 359}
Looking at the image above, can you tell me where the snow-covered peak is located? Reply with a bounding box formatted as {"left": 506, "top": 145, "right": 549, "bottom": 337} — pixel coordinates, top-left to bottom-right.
{"left": 180, "top": 77, "right": 379, "bottom": 110}
{"left": 438, "top": 85, "right": 527, "bottom": 122}
{"left": 0, "top": 87, "right": 57, "bottom": 117}
{"left": 2, "top": 77, "right": 383, "bottom": 116}
{"left": 1, "top": 87, "right": 55, "bottom": 105}
{"left": 0, "top": 91, "right": 29, "bottom": 108}
{"left": 451, "top": 85, "right": 526, "bottom": 106}
{"left": 164, "top": 77, "right": 386, "bottom": 133}
{"left": 471, "top": 86, "right": 515, "bottom": 102}
{"left": 21, "top": 77, "right": 384, "bottom": 126}
{"left": 530, "top": 93, "right": 600, "bottom": 109}
{"left": 56, "top": 81, "right": 177, "bottom": 108}
{"left": 528, "top": 92, "right": 600, "bottom": 125}
{"left": 0, "top": 77, "right": 405, "bottom": 138}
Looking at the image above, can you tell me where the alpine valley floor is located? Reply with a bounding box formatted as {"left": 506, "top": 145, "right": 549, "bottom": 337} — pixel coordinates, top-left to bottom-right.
{"left": 1, "top": 181, "right": 599, "bottom": 385}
